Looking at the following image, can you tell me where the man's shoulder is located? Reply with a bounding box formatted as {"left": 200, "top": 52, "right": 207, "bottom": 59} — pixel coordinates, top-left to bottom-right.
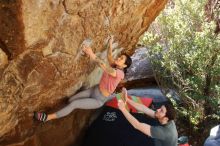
{"left": 167, "top": 120, "right": 177, "bottom": 131}
{"left": 151, "top": 123, "right": 178, "bottom": 145}
{"left": 170, "top": 120, "right": 176, "bottom": 124}
{"left": 154, "top": 120, "right": 176, "bottom": 128}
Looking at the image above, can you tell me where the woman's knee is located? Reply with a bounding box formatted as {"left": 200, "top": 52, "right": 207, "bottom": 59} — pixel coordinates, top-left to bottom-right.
{"left": 98, "top": 100, "right": 105, "bottom": 107}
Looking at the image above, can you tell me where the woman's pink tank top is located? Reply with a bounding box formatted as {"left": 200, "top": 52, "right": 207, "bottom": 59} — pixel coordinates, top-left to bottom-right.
{"left": 99, "top": 69, "right": 124, "bottom": 94}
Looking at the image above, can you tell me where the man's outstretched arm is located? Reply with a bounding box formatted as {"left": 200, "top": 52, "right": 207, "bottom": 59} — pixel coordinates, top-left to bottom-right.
{"left": 122, "top": 88, "right": 155, "bottom": 118}
{"left": 118, "top": 100, "right": 152, "bottom": 137}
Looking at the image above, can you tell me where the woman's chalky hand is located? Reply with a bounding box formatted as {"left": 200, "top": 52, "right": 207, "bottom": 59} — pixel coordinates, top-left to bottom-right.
{"left": 82, "top": 46, "right": 94, "bottom": 56}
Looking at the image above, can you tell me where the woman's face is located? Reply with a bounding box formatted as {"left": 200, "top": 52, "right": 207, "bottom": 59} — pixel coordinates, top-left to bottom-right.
{"left": 115, "top": 55, "right": 127, "bottom": 68}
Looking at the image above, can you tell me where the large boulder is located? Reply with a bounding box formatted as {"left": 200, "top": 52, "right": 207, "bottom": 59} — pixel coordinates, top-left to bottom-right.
{"left": 125, "top": 47, "right": 154, "bottom": 81}
{"left": 0, "top": 0, "right": 168, "bottom": 145}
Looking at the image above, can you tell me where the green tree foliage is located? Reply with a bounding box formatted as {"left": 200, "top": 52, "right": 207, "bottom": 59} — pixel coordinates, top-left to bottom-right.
{"left": 140, "top": 0, "right": 220, "bottom": 127}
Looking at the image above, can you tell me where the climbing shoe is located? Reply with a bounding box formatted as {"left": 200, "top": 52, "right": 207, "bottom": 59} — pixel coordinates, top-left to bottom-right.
{"left": 33, "top": 111, "right": 48, "bottom": 122}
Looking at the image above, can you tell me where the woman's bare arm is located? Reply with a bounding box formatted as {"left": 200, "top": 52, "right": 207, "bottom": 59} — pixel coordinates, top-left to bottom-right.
{"left": 107, "top": 36, "right": 115, "bottom": 66}
{"left": 83, "top": 46, "right": 116, "bottom": 77}
{"left": 93, "top": 56, "right": 116, "bottom": 77}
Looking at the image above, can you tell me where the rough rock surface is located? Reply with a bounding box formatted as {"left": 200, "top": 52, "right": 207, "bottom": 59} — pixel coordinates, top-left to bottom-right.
{"left": 125, "top": 47, "right": 153, "bottom": 81}
{"left": 0, "top": 0, "right": 168, "bottom": 145}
